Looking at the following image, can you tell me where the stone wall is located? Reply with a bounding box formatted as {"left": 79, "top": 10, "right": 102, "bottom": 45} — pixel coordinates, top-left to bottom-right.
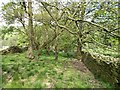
{"left": 82, "top": 52, "right": 120, "bottom": 87}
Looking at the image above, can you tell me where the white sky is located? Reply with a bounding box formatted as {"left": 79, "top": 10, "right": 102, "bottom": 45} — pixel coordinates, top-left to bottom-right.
{"left": 0, "top": 0, "right": 118, "bottom": 27}
{"left": 0, "top": 0, "right": 9, "bottom": 27}
{"left": 0, "top": 0, "right": 80, "bottom": 27}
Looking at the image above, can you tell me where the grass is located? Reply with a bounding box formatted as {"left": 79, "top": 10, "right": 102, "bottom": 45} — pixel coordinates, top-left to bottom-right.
{"left": 2, "top": 52, "right": 113, "bottom": 88}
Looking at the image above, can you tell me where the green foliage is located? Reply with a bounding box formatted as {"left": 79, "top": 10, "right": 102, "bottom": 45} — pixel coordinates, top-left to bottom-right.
{"left": 0, "top": 26, "right": 16, "bottom": 39}
{"left": 0, "top": 26, "right": 28, "bottom": 47}
{"left": 17, "top": 34, "right": 28, "bottom": 47}
{"left": 2, "top": 2, "right": 24, "bottom": 24}
{"left": 1, "top": 0, "right": 119, "bottom": 58}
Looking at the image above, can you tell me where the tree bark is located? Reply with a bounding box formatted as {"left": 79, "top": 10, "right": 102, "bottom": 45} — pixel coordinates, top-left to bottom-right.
{"left": 54, "top": 44, "right": 58, "bottom": 60}
{"left": 76, "top": 1, "right": 86, "bottom": 60}
{"left": 45, "top": 45, "right": 50, "bottom": 55}
{"left": 27, "top": 0, "right": 35, "bottom": 59}
{"left": 76, "top": 38, "right": 82, "bottom": 60}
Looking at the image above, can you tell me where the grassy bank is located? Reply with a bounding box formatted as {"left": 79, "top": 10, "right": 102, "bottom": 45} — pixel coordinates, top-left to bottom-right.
{"left": 2, "top": 52, "right": 113, "bottom": 88}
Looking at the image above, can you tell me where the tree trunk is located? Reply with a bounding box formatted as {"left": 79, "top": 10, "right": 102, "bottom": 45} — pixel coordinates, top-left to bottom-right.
{"left": 54, "top": 44, "right": 58, "bottom": 60}
{"left": 76, "top": 38, "right": 82, "bottom": 60}
{"left": 45, "top": 45, "right": 50, "bottom": 55}
{"left": 27, "top": 0, "right": 35, "bottom": 59}
{"left": 76, "top": 1, "right": 86, "bottom": 60}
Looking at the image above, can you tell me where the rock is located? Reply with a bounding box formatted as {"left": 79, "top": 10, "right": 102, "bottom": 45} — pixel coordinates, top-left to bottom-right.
{"left": 0, "top": 46, "right": 23, "bottom": 55}
{"left": 8, "top": 46, "right": 23, "bottom": 53}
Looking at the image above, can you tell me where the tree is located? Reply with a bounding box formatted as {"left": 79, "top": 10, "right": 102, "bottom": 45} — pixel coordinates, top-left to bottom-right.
{"left": 27, "top": 0, "right": 35, "bottom": 59}
{"left": 1, "top": 0, "right": 37, "bottom": 59}
{"left": 40, "top": 0, "right": 120, "bottom": 59}
{"left": 1, "top": 0, "right": 119, "bottom": 60}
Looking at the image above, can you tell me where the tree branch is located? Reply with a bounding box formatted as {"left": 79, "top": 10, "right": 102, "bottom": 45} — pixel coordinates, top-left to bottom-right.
{"left": 40, "top": 2, "right": 78, "bottom": 35}
{"left": 68, "top": 16, "right": 120, "bottom": 38}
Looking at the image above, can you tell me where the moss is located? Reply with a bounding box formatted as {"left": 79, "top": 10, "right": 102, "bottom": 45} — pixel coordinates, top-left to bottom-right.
{"left": 83, "top": 53, "right": 119, "bottom": 87}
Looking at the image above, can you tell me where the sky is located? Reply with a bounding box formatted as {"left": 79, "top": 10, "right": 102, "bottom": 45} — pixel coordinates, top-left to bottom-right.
{"left": 0, "top": 0, "right": 81, "bottom": 27}
{"left": 0, "top": 0, "right": 9, "bottom": 27}
{"left": 0, "top": 0, "right": 118, "bottom": 27}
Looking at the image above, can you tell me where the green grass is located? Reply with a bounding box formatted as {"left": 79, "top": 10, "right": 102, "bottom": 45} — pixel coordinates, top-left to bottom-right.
{"left": 2, "top": 52, "right": 113, "bottom": 88}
